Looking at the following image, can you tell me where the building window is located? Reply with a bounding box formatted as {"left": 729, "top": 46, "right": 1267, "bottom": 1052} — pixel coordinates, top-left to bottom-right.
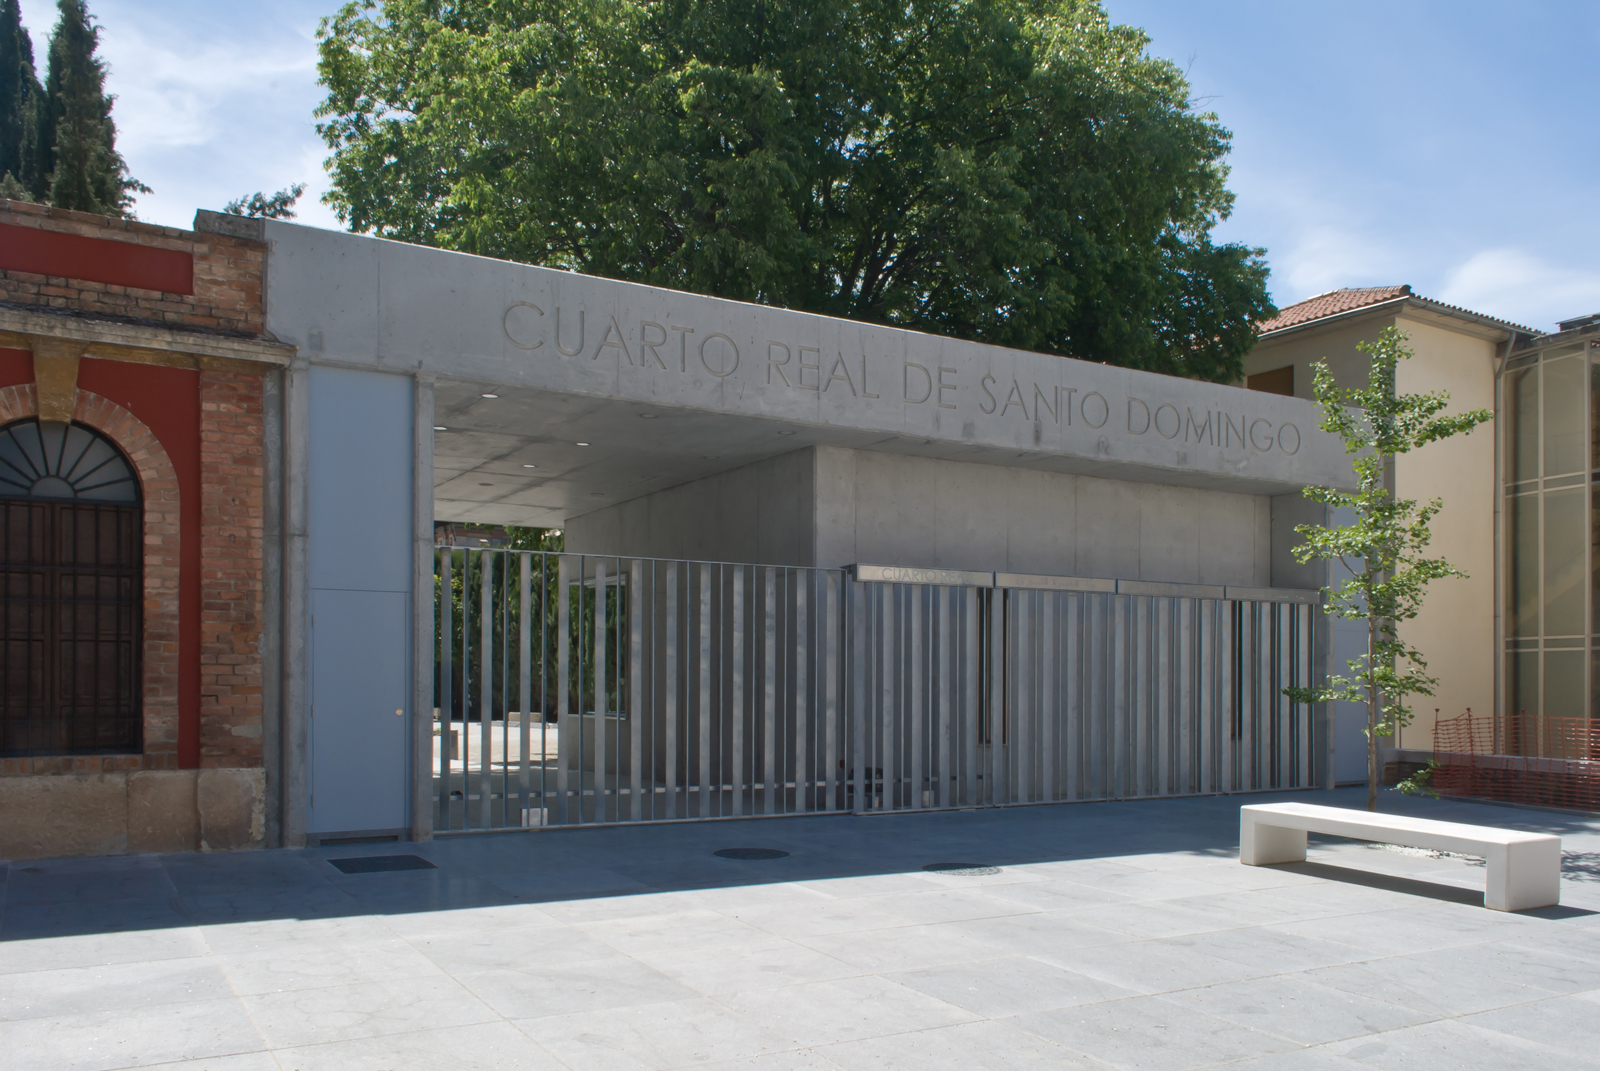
{"left": 1502, "top": 341, "right": 1600, "bottom": 746}
{"left": 1246, "top": 365, "right": 1294, "bottom": 396}
{"left": 0, "top": 419, "right": 142, "bottom": 756}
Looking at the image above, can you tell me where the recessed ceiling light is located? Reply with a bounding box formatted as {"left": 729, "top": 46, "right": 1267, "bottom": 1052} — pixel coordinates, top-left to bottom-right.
{"left": 575, "top": 442, "right": 590, "bottom": 447}
{"left": 478, "top": 482, "right": 493, "bottom": 486}
{"left": 481, "top": 393, "right": 499, "bottom": 399}
{"left": 703, "top": 455, "right": 719, "bottom": 460}
{"left": 433, "top": 425, "right": 447, "bottom": 431}
{"left": 638, "top": 413, "right": 658, "bottom": 419}
{"left": 590, "top": 491, "right": 605, "bottom": 497}
{"left": 522, "top": 463, "right": 537, "bottom": 469}
{"left": 777, "top": 430, "right": 795, "bottom": 436}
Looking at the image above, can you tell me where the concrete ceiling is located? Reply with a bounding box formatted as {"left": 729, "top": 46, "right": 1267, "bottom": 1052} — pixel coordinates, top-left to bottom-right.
{"left": 432, "top": 377, "right": 1318, "bottom": 527}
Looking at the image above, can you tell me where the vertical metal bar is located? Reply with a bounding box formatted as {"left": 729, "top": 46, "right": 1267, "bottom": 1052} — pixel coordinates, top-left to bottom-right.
{"left": 556, "top": 554, "right": 572, "bottom": 824}
{"left": 964, "top": 586, "right": 979, "bottom": 807}
{"left": 989, "top": 589, "right": 1005, "bottom": 806}
{"left": 1041, "top": 591, "right": 1056, "bottom": 802}
{"left": 1064, "top": 592, "right": 1080, "bottom": 802}
{"left": 795, "top": 571, "right": 809, "bottom": 813}
{"left": 697, "top": 565, "right": 712, "bottom": 817}
{"left": 768, "top": 566, "right": 780, "bottom": 810}
{"left": 539, "top": 552, "right": 550, "bottom": 823}
{"left": 882, "top": 586, "right": 897, "bottom": 809}
{"left": 857, "top": 579, "right": 870, "bottom": 813}
{"left": 519, "top": 552, "right": 532, "bottom": 824}
{"left": 909, "top": 584, "right": 923, "bottom": 808}
{"left": 938, "top": 586, "right": 952, "bottom": 809}
{"left": 594, "top": 558, "right": 608, "bottom": 823}
{"left": 437, "top": 548, "right": 452, "bottom": 829}
{"left": 665, "top": 561, "right": 679, "bottom": 821}
{"left": 824, "top": 571, "right": 839, "bottom": 812}
{"left": 730, "top": 566, "right": 746, "bottom": 816}
{"left": 476, "top": 550, "right": 492, "bottom": 828}
{"left": 630, "top": 558, "right": 644, "bottom": 821}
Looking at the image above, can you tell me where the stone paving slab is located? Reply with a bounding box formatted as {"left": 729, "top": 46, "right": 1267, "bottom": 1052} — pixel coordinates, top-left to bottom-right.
{"left": 4, "top": 787, "right": 1600, "bottom": 1070}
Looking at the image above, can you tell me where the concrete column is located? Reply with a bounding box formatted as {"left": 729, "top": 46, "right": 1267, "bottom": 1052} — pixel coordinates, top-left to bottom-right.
{"left": 260, "top": 368, "right": 285, "bottom": 847}
{"left": 280, "top": 358, "right": 311, "bottom": 846}
{"left": 411, "top": 374, "right": 436, "bottom": 842}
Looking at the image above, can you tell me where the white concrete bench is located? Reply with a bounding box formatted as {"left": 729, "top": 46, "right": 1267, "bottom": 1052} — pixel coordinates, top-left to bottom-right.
{"left": 1240, "top": 802, "right": 1561, "bottom": 912}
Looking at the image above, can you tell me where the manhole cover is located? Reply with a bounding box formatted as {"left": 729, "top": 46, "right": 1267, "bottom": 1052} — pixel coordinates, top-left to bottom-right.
{"left": 328, "top": 854, "right": 438, "bottom": 874}
{"left": 923, "top": 862, "right": 1001, "bottom": 876}
{"left": 714, "top": 848, "right": 790, "bottom": 860}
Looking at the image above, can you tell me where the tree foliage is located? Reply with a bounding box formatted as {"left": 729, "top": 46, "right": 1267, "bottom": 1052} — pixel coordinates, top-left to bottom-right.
{"left": 43, "top": 0, "right": 145, "bottom": 215}
{"left": 315, "top": 0, "right": 1274, "bottom": 381}
{"left": 0, "top": 0, "right": 47, "bottom": 198}
{"left": 224, "top": 183, "right": 307, "bottom": 219}
{"left": 1284, "top": 328, "right": 1492, "bottom": 810}
{"left": 0, "top": 0, "right": 146, "bottom": 213}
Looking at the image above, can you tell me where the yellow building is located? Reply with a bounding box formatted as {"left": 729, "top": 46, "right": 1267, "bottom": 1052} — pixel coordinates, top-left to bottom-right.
{"left": 1244, "top": 286, "right": 1557, "bottom": 781}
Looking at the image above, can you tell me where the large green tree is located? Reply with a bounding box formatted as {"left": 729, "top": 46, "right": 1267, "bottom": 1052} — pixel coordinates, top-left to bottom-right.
{"left": 317, "top": 0, "right": 1273, "bottom": 381}
{"left": 43, "top": 0, "right": 145, "bottom": 215}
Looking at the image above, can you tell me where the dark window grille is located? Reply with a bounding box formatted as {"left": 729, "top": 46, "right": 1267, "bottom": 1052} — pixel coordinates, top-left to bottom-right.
{"left": 1, "top": 419, "right": 142, "bottom": 756}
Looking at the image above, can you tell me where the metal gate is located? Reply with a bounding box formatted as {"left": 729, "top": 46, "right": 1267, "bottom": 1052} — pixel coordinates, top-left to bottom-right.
{"left": 433, "top": 549, "right": 1317, "bottom": 832}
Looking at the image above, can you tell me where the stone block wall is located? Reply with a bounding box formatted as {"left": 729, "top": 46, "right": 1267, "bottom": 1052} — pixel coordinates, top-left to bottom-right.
{"left": 0, "top": 199, "right": 265, "bottom": 336}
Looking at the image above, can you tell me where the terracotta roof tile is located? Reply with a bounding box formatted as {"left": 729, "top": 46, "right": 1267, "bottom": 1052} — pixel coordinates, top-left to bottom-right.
{"left": 1257, "top": 286, "right": 1412, "bottom": 333}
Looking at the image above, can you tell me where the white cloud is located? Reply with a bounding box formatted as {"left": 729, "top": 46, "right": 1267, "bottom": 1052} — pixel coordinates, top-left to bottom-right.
{"left": 1438, "top": 249, "right": 1600, "bottom": 334}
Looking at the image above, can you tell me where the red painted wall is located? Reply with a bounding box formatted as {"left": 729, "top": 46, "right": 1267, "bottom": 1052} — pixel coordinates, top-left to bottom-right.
{"left": 0, "top": 347, "right": 30, "bottom": 387}
{"left": 77, "top": 359, "right": 203, "bottom": 769}
{"left": 0, "top": 222, "right": 194, "bottom": 294}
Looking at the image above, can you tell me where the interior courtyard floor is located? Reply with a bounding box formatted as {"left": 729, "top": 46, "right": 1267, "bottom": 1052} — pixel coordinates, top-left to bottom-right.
{"left": 5, "top": 787, "right": 1600, "bottom": 1071}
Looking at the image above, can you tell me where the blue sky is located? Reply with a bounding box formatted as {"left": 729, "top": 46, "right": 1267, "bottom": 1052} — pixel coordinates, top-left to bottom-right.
{"left": 21, "top": 1, "right": 1600, "bottom": 331}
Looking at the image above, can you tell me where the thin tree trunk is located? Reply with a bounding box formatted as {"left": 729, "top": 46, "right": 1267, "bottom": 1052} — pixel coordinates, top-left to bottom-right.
{"left": 1367, "top": 616, "right": 1379, "bottom": 811}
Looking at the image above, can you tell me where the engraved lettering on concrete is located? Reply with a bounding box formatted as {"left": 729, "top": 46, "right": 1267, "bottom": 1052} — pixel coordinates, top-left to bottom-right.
{"left": 595, "top": 314, "right": 633, "bottom": 364}
{"left": 768, "top": 341, "right": 792, "bottom": 386}
{"left": 798, "top": 346, "right": 821, "bottom": 390}
{"left": 1033, "top": 383, "right": 1058, "bottom": 424}
{"left": 1154, "top": 403, "right": 1180, "bottom": 439}
{"left": 1128, "top": 397, "right": 1151, "bottom": 434}
{"left": 1002, "top": 379, "right": 1028, "bottom": 419}
{"left": 672, "top": 325, "right": 694, "bottom": 371}
{"left": 938, "top": 367, "right": 958, "bottom": 409}
{"left": 503, "top": 301, "right": 545, "bottom": 350}
{"left": 1224, "top": 412, "right": 1244, "bottom": 449}
{"left": 860, "top": 355, "right": 880, "bottom": 398}
{"left": 1081, "top": 391, "right": 1109, "bottom": 428}
{"left": 1250, "top": 417, "right": 1275, "bottom": 451}
{"left": 1277, "top": 423, "right": 1301, "bottom": 455}
{"left": 1184, "top": 407, "right": 1212, "bottom": 446}
{"left": 700, "top": 333, "right": 740, "bottom": 377}
{"left": 979, "top": 373, "right": 998, "bottom": 414}
{"left": 904, "top": 361, "right": 933, "bottom": 404}
{"left": 824, "top": 353, "right": 857, "bottom": 395}
{"left": 640, "top": 321, "right": 669, "bottom": 368}
{"left": 556, "top": 306, "right": 584, "bottom": 357}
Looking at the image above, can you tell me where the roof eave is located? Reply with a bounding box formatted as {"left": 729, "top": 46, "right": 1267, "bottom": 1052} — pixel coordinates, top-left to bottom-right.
{"left": 1257, "top": 296, "right": 1533, "bottom": 345}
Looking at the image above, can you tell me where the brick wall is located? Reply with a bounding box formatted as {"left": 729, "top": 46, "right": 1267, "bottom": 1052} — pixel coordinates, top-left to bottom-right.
{"left": 0, "top": 200, "right": 265, "bottom": 336}
{"left": 198, "top": 371, "right": 265, "bottom": 766}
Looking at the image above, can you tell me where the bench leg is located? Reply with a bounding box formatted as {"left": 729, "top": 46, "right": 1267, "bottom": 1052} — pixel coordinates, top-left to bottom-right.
{"left": 1240, "top": 815, "right": 1307, "bottom": 866}
{"left": 1484, "top": 840, "right": 1562, "bottom": 912}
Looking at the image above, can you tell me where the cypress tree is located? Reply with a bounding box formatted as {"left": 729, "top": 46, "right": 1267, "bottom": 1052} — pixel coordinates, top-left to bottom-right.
{"left": 42, "top": 0, "right": 144, "bottom": 215}
{"left": 0, "top": 0, "right": 45, "bottom": 198}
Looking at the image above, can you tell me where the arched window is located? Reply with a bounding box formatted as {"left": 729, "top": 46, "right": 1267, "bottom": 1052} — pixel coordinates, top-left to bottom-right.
{"left": 0, "top": 419, "right": 143, "bottom": 755}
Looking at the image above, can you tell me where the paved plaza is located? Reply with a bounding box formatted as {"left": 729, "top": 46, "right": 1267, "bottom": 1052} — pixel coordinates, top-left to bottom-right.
{"left": 5, "top": 788, "right": 1600, "bottom": 1070}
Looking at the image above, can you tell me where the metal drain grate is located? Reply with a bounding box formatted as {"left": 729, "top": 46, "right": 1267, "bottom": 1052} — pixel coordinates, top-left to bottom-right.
{"left": 328, "top": 854, "right": 438, "bottom": 874}
{"left": 714, "top": 848, "right": 790, "bottom": 860}
{"left": 922, "top": 862, "right": 1001, "bottom": 876}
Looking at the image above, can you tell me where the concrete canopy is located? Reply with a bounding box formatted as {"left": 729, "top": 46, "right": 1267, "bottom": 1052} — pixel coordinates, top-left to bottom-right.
{"left": 263, "top": 221, "right": 1351, "bottom": 529}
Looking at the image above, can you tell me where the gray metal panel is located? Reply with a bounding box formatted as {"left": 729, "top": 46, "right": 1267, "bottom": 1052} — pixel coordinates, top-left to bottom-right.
{"left": 998, "top": 573, "right": 1116, "bottom": 594}
{"left": 1225, "top": 585, "right": 1320, "bottom": 605}
{"left": 307, "top": 367, "right": 412, "bottom": 593}
{"left": 855, "top": 564, "right": 994, "bottom": 587}
{"left": 310, "top": 588, "right": 408, "bottom": 834}
{"left": 1117, "top": 579, "right": 1226, "bottom": 600}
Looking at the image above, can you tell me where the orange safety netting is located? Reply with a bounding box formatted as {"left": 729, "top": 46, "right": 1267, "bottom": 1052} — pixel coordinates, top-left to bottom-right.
{"left": 1432, "top": 711, "right": 1600, "bottom": 812}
